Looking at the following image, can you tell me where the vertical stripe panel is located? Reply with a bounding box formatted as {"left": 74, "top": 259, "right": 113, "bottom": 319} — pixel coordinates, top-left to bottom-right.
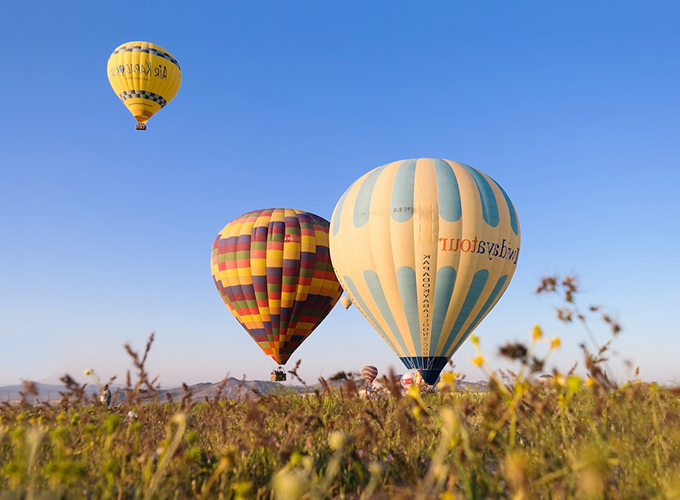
{"left": 434, "top": 159, "right": 462, "bottom": 222}
{"left": 460, "top": 163, "right": 499, "bottom": 228}
{"left": 342, "top": 275, "right": 402, "bottom": 355}
{"left": 448, "top": 275, "right": 509, "bottom": 357}
{"left": 492, "top": 179, "right": 519, "bottom": 236}
{"left": 396, "top": 266, "right": 421, "bottom": 356}
{"left": 440, "top": 269, "right": 489, "bottom": 354}
{"left": 429, "top": 266, "right": 456, "bottom": 357}
{"left": 353, "top": 166, "right": 386, "bottom": 229}
{"left": 363, "top": 270, "right": 410, "bottom": 355}
{"left": 391, "top": 159, "right": 417, "bottom": 222}
{"left": 331, "top": 189, "right": 348, "bottom": 236}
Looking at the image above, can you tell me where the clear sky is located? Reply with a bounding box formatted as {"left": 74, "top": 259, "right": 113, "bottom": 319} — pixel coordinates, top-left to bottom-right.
{"left": 1, "top": 1, "right": 678, "bottom": 387}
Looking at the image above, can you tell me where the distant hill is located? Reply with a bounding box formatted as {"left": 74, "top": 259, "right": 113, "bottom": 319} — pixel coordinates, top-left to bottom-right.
{"left": 156, "top": 378, "right": 306, "bottom": 402}
{"left": 456, "top": 380, "right": 490, "bottom": 392}
{"left": 0, "top": 378, "right": 305, "bottom": 405}
{"left": 0, "top": 382, "right": 99, "bottom": 404}
{"left": 0, "top": 377, "right": 488, "bottom": 405}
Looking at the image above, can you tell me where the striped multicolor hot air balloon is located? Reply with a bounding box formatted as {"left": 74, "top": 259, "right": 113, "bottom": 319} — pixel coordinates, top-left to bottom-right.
{"left": 211, "top": 208, "right": 343, "bottom": 367}
{"left": 361, "top": 365, "right": 378, "bottom": 385}
{"left": 329, "top": 159, "right": 520, "bottom": 385}
{"left": 107, "top": 41, "right": 182, "bottom": 130}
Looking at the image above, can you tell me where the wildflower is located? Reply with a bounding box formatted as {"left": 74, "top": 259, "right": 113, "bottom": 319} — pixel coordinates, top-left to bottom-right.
{"left": 437, "top": 371, "right": 457, "bottom": 390}
{"left": 471, "top": 354, "right": 485, "bottom": 367}
{"left": 368, "top": 462, "right": 383, "bottom": 475}
{"left": 470, "top": 335, "right": 480, "bottom": 346}
{"left": 329, "top": 431, "right": 346, "bottom": 450}
{"left": 84, "top": 369, "right": 93, "bottom": 376}
{"left": 550, "top": 336, "right": 561, "bottom": 349}
{"left": 171, "top": 413, "right": 187, "bottom": 425}
{"left": 233, "top": 482, "right": 251, "bottom": 500}
{"left": 567, "top": 375, "right": 582, "bottom": 393}
{"left": 272, "top": 470, "right": 306, "bottom": 500}
{"left": 532, "top": 325, "right": 543, "bottom": 341}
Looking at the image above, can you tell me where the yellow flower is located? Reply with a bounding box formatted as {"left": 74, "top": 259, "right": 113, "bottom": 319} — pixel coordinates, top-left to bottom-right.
{"left": 407, "top": 384, "right": 421, "bottom": 399}
{"left": 470, "top": 354, "right": 485, "bottom": 368}
{"left": 566, "top": 375, "right": 582, "bottom": 393}
{"left": 437, "top": 371, "right": 457, "bottom": 390}
{"left": 550, "top": 336, "right": 561, "bottom": 349}
{"left": 329, "top": 431, "right": 346, "bottom": 450}
{"left": 84, "top": 369, "right": 92, "bottom": 376}
{"left": 532, "top": 325, "right": 543, "bottom": 341}
{"left": 585, "top": 377, "right": 594, "bottom": 388}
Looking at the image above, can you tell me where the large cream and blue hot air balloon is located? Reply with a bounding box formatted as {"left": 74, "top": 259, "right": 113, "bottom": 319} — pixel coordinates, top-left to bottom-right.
{"left": 329, "top": 159, "right": 520, "bottom": 385}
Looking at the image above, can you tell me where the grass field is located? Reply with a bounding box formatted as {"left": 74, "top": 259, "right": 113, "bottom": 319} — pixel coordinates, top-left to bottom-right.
{"left": 2, "top": 276, "right": 679, "bottom": 499}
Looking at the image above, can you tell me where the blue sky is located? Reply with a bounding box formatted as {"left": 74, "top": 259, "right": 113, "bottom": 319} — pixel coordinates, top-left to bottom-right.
{"left": 1, "top": 1, "right": 678, "bottom": 387}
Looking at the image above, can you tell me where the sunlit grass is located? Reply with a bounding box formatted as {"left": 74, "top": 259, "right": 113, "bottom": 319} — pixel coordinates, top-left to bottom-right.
{"left": 1, "top": 276, "right": 679, "bottom": 499}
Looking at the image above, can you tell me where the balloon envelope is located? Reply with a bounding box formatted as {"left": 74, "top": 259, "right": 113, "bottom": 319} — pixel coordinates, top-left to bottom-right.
{"left": 361, "top": 365, "right": 378, "bottom": 385}
{"left": 329, "top": 159, "right": 520, "bottom": 384}
{"left": 211, "top": 208, "right": 343, "bottom": 365}
{"left": 107, "top": 41, "right": 181, "bottom": 128}
{"left": 400, "top": 370, "right": 416, "bottom": 389}
{"left": 340, "top": 295, "right": 353, "bottom": 310}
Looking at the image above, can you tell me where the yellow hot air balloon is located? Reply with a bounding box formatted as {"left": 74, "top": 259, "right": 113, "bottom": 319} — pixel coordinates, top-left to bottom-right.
{"left": 340, "top": 295, "right": 353, "bottom": 310}
{"left": 329, "top": 159, "right": 520, "bottom": 385}
{"left": 107, "top": 41, "right": 181, "bottom": 130}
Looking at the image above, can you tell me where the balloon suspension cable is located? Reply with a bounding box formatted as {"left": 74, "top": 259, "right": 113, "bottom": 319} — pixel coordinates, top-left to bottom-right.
{"left": 136, "top": 123, "right": 147, "bottom": 131}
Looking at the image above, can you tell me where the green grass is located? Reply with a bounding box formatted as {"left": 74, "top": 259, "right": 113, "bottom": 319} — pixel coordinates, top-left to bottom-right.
{"left": 2, "top": 376, "right": 680, "bottom": 499}
{"left": 2, "top": 275, "right": 679, "bottom": 499}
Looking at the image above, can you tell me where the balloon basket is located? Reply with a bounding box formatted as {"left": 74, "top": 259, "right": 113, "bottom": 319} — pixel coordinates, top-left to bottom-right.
{"left": 136, "top": 124, "right": 147, "bottom": 131}
{"left": 271, "top": 367, "right": 287, "bottom": 382}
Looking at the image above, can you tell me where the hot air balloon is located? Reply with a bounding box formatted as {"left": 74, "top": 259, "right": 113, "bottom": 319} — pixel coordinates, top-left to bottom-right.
{"left": 400, "top": 370, "right": 416, "bottom": 390}
{"left": 361, "top": 365, "right": 378, "bottom": 386}
{"left": 340, "top": 295, "right": 353, "bottom": 310}
{"left": 329, "top": 158, "right": 520, "bottom": 385}
{"left": 211, "top": 208, "right": 343, "bottom": 380}
{"left": 107, "top": 41, "right": 182, "bottom": 130}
